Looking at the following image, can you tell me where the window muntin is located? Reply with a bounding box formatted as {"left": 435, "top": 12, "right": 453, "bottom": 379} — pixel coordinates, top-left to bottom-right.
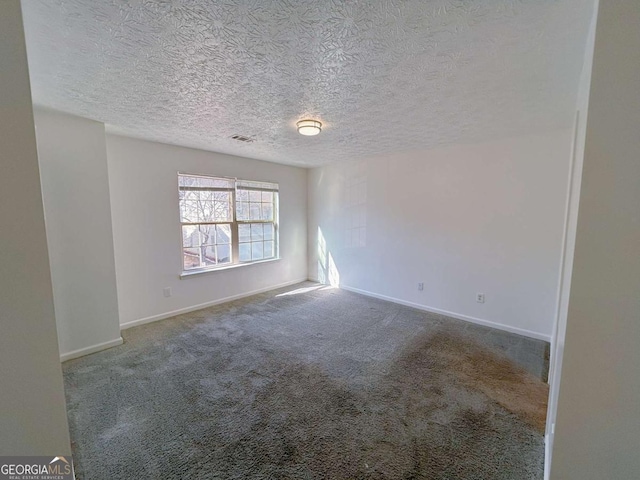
{"left": 178, "top": 174, "right": 278, "bottom": 272}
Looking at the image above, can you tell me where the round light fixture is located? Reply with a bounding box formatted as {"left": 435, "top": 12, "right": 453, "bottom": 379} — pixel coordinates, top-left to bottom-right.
{"left": 297, "top": 119, "right": 322, "bottom": 136}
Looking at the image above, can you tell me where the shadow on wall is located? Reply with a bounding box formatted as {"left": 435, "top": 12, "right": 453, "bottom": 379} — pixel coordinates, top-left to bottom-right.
{"left": 318, "top": 227, "right": 340, "bottom": 287}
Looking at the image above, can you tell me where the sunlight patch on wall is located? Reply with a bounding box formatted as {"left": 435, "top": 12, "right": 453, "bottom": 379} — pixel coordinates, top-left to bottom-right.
{"left": 318, "top": 226, "right": 340, "bottom": 287}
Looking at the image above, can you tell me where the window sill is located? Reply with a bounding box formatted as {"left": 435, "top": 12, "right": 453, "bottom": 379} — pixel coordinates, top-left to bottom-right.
{"left": 179, "top": 257, "right": 281, "bottom": 279}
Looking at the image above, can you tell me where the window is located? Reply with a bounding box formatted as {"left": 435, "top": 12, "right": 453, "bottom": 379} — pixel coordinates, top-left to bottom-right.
{"left": 178, "top": 173, "right": 278, "bottom": 272}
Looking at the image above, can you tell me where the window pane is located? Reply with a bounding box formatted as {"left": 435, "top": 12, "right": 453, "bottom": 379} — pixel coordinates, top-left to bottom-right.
{"left": 196, "top": 200, "right": 231, "bottom": 223}
{"left": 261, "top": 191, "right": 273, "bottom": 203}
{"left": 264, "top": 240, "right": 274, "bottom": 258}
{"left": 249, "top": 203, "right": 260, "bottom": 220}
{"left": 249, "top": 190, "right": 261, "bottom": 202}
{"left": 199, "top": 201, "right": 215, "bottom": 222}
{"left": 199, "top": 225, "right": 216, "bottom": 245}
{"left": 239, "top": 243, "right": 251, "bottom": 262}
{"left": 237, "top": 201, "right": 249, "bottom": 221}
{"left": 202, "top": 245, "right": 217, "bottom": 266}
{"left": 263, "top": 224, "right": 274, "bottom": 240}
{"left": 183, "top": 248, "right": 200, "bottom": 270}
{"left": 261, "top": 203, "right": 273, "bottom": 221}
{"left": 252, "top": 241, "right": 264, "bottom": 260}
{"left": 213, "top": 191, "right": 230, "bottom": 202}
{"left": 216, "top": 224, "right": 231, "bottom": 244}
{"left": 213, "top": 201, "right": 231, "bottom": 222}
{"left": 180, "top": 200, "right": 199, "bottom": 223}
{"left": 181, "top": 224, "right": 233, "bottom": 269}
{"left": 198, "top": 190, "right": 212, "bottom": 202}
{"left": 217, "top": 244, "right": 231, "bottom": 263}
{"left": 238, "top": 224, "right": 251, "bottom": 243}
{"left": 179, "top": 183, "right": 232, "bottom": 223}
{"left": 251, "top": 223, "right": 263, "bottom": 241}
{"left": 236, "top": 189, "right": 249, "bottom": 202}
{"left": 182, "top": 225, "right": 199, "bottom": 248}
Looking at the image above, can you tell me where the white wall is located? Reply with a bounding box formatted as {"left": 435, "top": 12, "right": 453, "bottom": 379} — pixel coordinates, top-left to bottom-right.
{"left": 34, "top": 108, "right": 122, "bottom": 360}
{"left": 308, "top": 131, "right": 572, "bottom": 340}
{"left": 0, "top": 0, "right": 70, "bottom": 455}
{"left": 551, "top": 1, "right": 640, "bottom": 477}
{"left": 106, "top": 135, "right": 308, "bottom": 327}
{"left": 544, "top": 1, "right": 598, "bottom": 475}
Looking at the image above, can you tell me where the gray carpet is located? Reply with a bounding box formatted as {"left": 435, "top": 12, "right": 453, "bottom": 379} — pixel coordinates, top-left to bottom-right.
{"left": 63, "top": 282, "right": 549, "bottom": 479}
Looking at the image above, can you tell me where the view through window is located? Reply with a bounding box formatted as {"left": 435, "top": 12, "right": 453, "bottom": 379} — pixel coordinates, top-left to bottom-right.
{"left": 178, "top": 173, "right": 279, "bottom": 271}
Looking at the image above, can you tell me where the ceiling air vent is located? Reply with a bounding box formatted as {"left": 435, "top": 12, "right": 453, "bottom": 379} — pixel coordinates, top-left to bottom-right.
{"left": 230, "top": 134, "right": 255, "bottom": 143}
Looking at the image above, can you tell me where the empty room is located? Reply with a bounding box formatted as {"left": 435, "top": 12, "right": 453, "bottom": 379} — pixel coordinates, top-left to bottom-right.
{"left": 2, "top": 0, "right": 639, "bottom": 479}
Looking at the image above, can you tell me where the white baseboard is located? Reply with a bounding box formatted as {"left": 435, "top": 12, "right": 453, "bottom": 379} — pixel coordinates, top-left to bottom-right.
{"left": 120, "top": 277, "right": 309, "bottom": 330}
{"left": 60, "top": 280, "right": 547, "bottom": 361}
{"left": 339, "top": 284, "right": 551, "bottom": 342}
{"left": 60, "top": 336, "right": 123, "bottom": 362}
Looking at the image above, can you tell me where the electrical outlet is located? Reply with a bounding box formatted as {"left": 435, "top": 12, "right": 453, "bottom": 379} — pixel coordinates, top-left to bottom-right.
{"left": 418, "top": 282, "right": 424, "bottom": 291}
{"left": 476, "top": 293, "right": 485, "bottom": 303}
{"left": 163, "top": 287, "right": 172, "bottom": 298}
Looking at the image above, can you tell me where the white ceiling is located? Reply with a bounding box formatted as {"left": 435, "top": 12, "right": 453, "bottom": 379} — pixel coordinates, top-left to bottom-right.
{"left": 22, "top": 0, "right": 594, "bottom": 167}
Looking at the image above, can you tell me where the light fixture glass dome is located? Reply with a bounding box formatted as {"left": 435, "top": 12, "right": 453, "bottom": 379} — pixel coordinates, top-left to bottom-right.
{"left": 297, "top": 119, "right": 322, "bottom": 136}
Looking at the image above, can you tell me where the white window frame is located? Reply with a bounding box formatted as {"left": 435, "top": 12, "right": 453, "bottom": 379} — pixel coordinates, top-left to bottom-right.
{"left": 178, "top": 172, "right": 279, "bottom": 276}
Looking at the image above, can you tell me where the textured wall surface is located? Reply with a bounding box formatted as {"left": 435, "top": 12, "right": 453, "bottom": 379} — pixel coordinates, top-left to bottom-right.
{"left": 23, "top": 0, "right": 593, "bottom": 166}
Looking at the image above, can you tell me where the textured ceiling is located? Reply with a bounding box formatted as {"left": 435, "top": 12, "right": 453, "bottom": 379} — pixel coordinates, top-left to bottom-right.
{"left": 22, "top": 0, "right": 594, "bottom": 167}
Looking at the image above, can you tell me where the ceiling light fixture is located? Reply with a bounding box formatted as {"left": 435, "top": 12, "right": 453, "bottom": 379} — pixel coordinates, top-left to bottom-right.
{"left": 297, "top": 119, "right": 322, "bottom": 136}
